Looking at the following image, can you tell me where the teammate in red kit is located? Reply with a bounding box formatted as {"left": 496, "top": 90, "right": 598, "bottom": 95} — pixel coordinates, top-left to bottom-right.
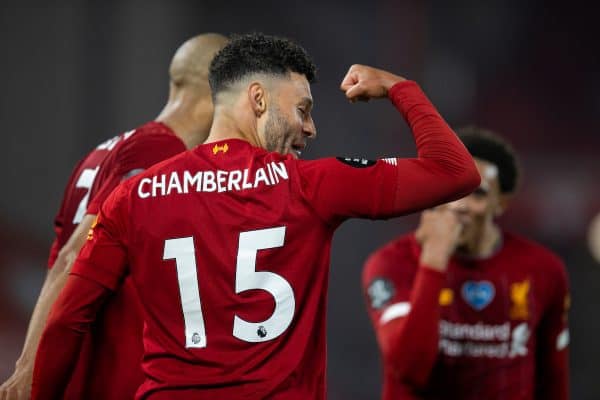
{"left": 32, "top": 33, "right": 480, "bottom": 399}
{"left": 0, "top": 33, "right": 228, "bottom": 400}
{"left": 363, "top": 127, "right": 570, "bottom": 400}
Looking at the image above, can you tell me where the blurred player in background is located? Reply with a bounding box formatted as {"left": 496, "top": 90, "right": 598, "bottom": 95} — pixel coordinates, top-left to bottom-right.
{"left": 0, "top": 33, "right": 228, "bottom": 400}
{"left": 363, "top": 127, "right": 570, "bottom": 399}
{"left": 31, "top": 33, "right": 479, "bottom": 399}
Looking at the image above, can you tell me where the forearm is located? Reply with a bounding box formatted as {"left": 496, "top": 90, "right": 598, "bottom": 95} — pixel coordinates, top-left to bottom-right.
{"left": 389, "top": 81, "right": 480, "bottom": 205}
{"left": 31, "top": 275, "right": 111, "bottom": 400}
{"left": 391, "top": 81, "right": 474, "bottom": 174}
{"left": 15, "top": 267, "right": 70, "bottom": 370}
{"left": 61, "top": 214, "right": 97, "bottom": 267}
{"left": 380, "top": 266, "right": 444, "bottom": 387}
{"left": 14, "top": 218, "right": 94, "bottom": 370}
{"left": 31, "top": 312, "right": 86, "bottom": 400}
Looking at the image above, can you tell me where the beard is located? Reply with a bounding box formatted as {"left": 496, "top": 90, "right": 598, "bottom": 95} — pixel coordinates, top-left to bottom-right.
{"left": 263, "top": 104, "right": 294, "bottom": 154}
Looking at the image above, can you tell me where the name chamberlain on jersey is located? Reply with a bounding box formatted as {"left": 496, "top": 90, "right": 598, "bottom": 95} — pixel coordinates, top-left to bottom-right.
{"left": 137, "top": 161, "right": 289, "bottom": 198}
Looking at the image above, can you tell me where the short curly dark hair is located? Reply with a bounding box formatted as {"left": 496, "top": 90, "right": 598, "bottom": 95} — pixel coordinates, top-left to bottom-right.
{"left": 208, "top": 32, "right": 316, "bottom": 98}
{"left": 456, "top": 126, "right": 520, "bottom": 194}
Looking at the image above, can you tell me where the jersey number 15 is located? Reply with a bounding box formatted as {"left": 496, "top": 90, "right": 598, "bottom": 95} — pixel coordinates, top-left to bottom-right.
{"left": 163, "top": 226, "right": 295, "bottom": 348}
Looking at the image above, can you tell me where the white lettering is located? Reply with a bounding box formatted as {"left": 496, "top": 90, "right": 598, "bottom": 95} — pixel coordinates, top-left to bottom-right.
{"left": 440, "top": 320, "right": 510, "bottom": 341}
{"left": 97, "top": 136, "right": 120, "bottom": 151}
{"left": 266, "top": 163, "right": 276, "bottom": 184}
{"left": 254, "top": 167, "right": 270, "bottom": 188}
{"left": 438, "top": 320, "right": 531, "bottom": 360}
{"left": 152, "top": 174, "right": 166, "bottom": 197}
{"left": 183, "top": 171, "right": 202, "bottom": 193}
{"left": 139, "top": 165, "right": 288, "bottom": 199}
{"left": 167, "top": 172, "right": 183, "bottom": 195}
{"left": 440, "top": 339, "right": 509, "bottom": 358}
{"left": 217, "top": 170, "right": 228, "bottom": 193}
{"left": 228, "top": 170, "right": 242, "bottom": 191}
{"left": 271, "top": 162, "right": 288, "bottom": 181}
{"left": 138, "top": 178, "right": 152, "bottom": 199}
{"left": 203, "top": 171, "right": 216, "bottom": 192}
{"left": 242, "top": 169, "right": 252, "bottom": 189}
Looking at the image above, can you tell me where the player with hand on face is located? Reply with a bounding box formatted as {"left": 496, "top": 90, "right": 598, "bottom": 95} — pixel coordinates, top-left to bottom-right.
{"left": 0, "top": 33, "right": 228, "bottom": 400}
{"left": 32, "top": 33, "right": 479, "bottom": 399}
{"left": 363, "top": 127, "right": 570, "bottom": 400}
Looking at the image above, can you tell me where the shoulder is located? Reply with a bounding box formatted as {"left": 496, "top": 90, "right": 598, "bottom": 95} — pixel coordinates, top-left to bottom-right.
{"left": 127, "top": 150, "right": 192, "bottom": 183}
{"left": 105, "top": 122, "right": 186, "bottom": 169}
{"left": 362, "top": 233, "right": 419, "bottom": 286}
{"left": 123, "top": 121, "right": 185, "bottom": 149}
{"left": 503, "top": 231, "right": 567, "bottom": 278}
{"left": 367, "top": 233, "right": 419, "bottom": 267}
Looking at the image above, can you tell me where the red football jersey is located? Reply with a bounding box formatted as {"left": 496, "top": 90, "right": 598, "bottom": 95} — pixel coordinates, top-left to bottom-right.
{"left": 363, "top": 233, "right": 570, "bottom": 400}
{"left": 46, "top": 131, "right": 138, "bottom": 399}
{"left": 73, "top": 121, "right": 187, "bottom": 399}
{"left": 86, "top": 121, "right": 186, "bottom": 215}
{"left": 32, "top": 81, "right": 481, "bottom": 400}
{"left": 47, "top": 132, "right": 135, "bottom": 267}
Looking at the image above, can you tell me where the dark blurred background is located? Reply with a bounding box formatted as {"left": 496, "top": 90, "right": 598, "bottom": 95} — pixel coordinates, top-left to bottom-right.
{"left": 1, "top": 0, "right": 598, "bottom": 398}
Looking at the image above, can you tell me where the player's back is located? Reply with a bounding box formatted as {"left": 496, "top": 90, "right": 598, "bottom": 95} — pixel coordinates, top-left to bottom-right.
{"left": 48, "top": 133, "right": 133, "bottom": 266}
{"left": 123, "top": 139, "right": 333, "bottom": 399}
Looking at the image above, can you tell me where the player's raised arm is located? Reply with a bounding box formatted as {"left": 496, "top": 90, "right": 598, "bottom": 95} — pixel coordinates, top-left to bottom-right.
{"left": 298, "top": 65, "right": 480, "bottom": 224}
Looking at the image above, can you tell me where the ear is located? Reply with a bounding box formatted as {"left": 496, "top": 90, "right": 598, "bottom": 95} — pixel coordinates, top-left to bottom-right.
{"left": 248, "top": 82, "right": 267, "bottom": 117}
{"left": 495, "top": 193, "right": 513, "bottom": 216}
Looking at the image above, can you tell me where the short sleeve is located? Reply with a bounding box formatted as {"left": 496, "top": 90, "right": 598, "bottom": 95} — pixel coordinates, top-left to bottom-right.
{"left": 71, "top": 183, "right": 131, "bottom": 291}
{"left": 86, "top": 134, "right": 186, "bottom": 215}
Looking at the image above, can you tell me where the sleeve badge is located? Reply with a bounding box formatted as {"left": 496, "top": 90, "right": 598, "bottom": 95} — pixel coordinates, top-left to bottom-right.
{"left": 367, "top": 278, "right": 395, "bottom": 309}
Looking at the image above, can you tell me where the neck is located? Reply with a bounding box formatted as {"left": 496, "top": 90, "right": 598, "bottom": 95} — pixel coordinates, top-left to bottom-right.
{"left": 155, "top": 90, "right": 210, "bottom": 149}
{"left": 204, "top": 106, "right": 262, "bottom": 148}
{"left": 457, "top": 222, "right": 501, "bottom": 258}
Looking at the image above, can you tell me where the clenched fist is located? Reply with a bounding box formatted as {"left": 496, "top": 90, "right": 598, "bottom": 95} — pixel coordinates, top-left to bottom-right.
{"left": 339, "top": 64, "right": 405, "bottom": 102}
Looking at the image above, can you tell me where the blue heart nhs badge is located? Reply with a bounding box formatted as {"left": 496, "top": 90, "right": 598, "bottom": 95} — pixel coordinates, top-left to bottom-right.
{"left": 461, "top": 281, "right": 495, "bottom": 310}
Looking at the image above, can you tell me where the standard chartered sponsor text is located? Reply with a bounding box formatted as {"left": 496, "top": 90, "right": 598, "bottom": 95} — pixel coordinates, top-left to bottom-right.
{"left": 439, "top": 320, "right": 530, "bottom": 359}
{"left": 440, "top": 320, "right": 510, "bottom": 341}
